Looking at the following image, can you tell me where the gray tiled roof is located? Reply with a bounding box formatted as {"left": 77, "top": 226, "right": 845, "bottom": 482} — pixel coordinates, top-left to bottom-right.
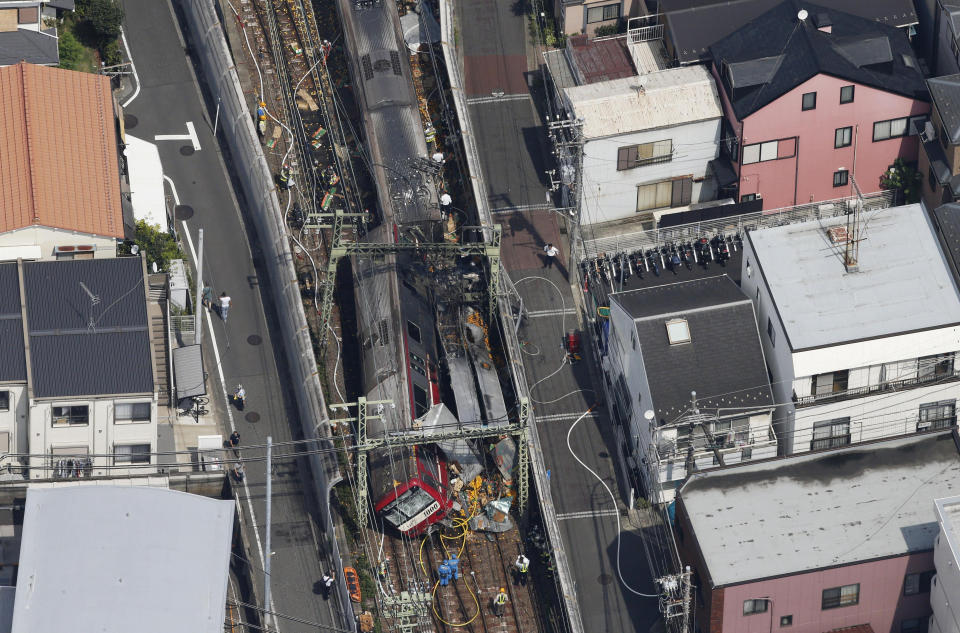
{"left": 611, "top": 276, "right": 774, "bottom": 423}
{"left": 929, "top": 75, "right": 960, "bottom": 144}
{"left": 0, "top": 29, "right": 59, "bottom": 67}
{"left": 0, "top": 264, "right": 26, "bottom": 383}
{"left": 710, "top": 0, "right": 927, "bottom": 120}
{"left": 662, "top": 0, "right": 917, "bottom": 65}
{"left": 23, "top": 258, "right": 153, "bottom": 398}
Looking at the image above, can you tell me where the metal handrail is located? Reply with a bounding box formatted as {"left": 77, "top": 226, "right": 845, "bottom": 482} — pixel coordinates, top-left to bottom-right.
{"left": 794, "top": 370, "right": 960, "bottom": 407}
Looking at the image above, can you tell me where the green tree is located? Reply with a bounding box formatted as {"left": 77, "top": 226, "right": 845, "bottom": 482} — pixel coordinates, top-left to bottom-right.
{"left": 880, "top": 158, "right": 921, "bottom": 204}
{"left": 76, "top": 0, "right": 124, "bottom": 42}
{"left": 58, "top": 28, "right": 84, "bottom": 71}
{"left": 134, "top": 220, "right": 185, "bottom": 272}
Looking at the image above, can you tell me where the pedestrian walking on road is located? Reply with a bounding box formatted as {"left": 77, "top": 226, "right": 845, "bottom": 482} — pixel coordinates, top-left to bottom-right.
{"left": 202, "top": 286, "right": 213, "bottom": 309}
{"left": 229, "top": 431, "right": 240, "bottom": 451}
{"left": 543, "top": 243, "right": 559, "bottom": 269}
{"left": 219, "top": 292, "right": 231, "bottom": 322}
{"left": 322, "top": 571, "right": 335, "bottom": 599}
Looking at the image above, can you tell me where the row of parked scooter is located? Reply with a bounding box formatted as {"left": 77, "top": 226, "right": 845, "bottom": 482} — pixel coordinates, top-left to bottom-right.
{"left": 581, "top": 233, "right": 744, "bottom": 292}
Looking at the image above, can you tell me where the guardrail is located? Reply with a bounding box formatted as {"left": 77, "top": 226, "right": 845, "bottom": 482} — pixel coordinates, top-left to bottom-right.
{"left": 171, "top": 1, "right": 350, "bottom": 629}
{"left": 438, "top": 2, "right": 583, "bottom": 633}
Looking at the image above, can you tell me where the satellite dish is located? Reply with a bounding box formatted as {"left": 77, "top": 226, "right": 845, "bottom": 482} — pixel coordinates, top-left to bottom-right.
{"left": 797, "top": 9, "right": 808, "bottom": 21}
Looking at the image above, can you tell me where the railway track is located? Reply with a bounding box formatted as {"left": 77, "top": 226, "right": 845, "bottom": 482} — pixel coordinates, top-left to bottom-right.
{"left": 418, "top": 526, "right": 531, "bottom": 633}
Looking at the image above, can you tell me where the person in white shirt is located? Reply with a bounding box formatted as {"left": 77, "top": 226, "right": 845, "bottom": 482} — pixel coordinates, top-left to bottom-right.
{"left": 219, "top": 292, "right": 231, "bottom": 322}
{"left": 543, "top": 243, "right": 559, "bottom": 269}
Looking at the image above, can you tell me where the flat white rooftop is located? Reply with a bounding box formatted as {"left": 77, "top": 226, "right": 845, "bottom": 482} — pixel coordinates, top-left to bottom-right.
{"left": 12, "top": 486, "right": 235, "bottom": 633}
{"left": 565, "top": 65, "right": 721, "bottom": 139}
{"left": 748, "top": 203, "right": 960, "bottom": 350}
{"left": 681, "top": 432, "right": 960, "bottom": 587}
{"left": 935, "top": 495, "right": 960, "bottom": 561}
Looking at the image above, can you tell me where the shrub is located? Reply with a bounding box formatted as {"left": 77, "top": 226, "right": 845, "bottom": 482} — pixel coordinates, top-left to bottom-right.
{"left": 880, "top": 158, "right": 921, "bottom": 204}
{"left": 58, "top": 28, "right": 84, "bottom": 71}
{"left": 134, "top": 220, "right": 185, "bottom": 272}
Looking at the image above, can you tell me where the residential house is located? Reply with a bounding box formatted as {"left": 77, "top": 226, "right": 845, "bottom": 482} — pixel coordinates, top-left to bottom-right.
{"left": 932, "top": 496, "right": 960, "bottom": 633}
{"left": 544, "top": 23, "right": 728, "bottom": 227}
{"left": 0, "top": 256, "right": 162, "bottom": 479}
{"left": 920, "top": 75, "right": 960, "bottom": 210}
{"left": 553, "top": 0, "right": 639, "bottom": 36}
{"left": 605, "top": 275, "right": 776, "bottom": 504}
{"left": 564, "top": 65, "right": 722, "bottom": 227}
{"left": 709, "top": 1, "right": 929, "bottom": 210}
{"left": 675, "top": 431, "right": 950, "bottom": 633}
{"left": 916, "top": 0, "right": 960, "bottom": 76}
{"left": 0, "top": 62, "right": 126, "bottom": 261}
{"left": 12, "top": 486, "right": 234, "bottom": 633}
{"left": 0, "top": 0, "right": 73, "bottom": 66}
{"left": 655, "top": 0, "right": 918, "bottom": 66}
{"left": 740, "top": 203, "right": 960, "bottom": 455}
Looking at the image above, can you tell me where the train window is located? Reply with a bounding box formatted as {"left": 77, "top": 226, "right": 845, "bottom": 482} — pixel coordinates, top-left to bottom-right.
{"left": 413, "top": 384, "right": 429, "bottom": 417}
{"left": 411, "top": 364, "right": 427, "bottom": 377}
{"left": 410, "top": 353, "right": 425, "bottom": 367}
{"left": 407, "top": 321, "right": 422, "bottom": 344}
{"left": 381, "top": 487, "right": 437, "bottom": 528}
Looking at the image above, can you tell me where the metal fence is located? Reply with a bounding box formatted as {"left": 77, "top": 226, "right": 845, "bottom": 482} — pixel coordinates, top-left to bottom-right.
{"left": 172, "top": 0, "right": 350, "bottom": 627}
{"left": 439, "top": 2, "right": 583, "bottom": 632}
{"left": 580, "top": 190, "right": 897, "bottom": 260}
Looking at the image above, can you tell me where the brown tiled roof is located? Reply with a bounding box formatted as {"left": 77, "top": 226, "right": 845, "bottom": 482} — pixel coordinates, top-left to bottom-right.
{"left": 0, "top": 62, "right": 122, "bottom": 238}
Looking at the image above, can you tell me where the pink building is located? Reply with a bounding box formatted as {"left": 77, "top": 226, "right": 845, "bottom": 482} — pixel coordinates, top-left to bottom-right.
{"left": 674, "top": 431, "right": 957, "bottom": 633}
{"left": 708, "top": 1, "right": 930, "bottom": 210}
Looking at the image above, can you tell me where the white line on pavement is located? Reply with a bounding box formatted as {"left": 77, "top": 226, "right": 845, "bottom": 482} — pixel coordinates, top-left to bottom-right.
{"left": 120, "top": 28, "right": 141, "bottom": 108}
{"left": 526, "top": 308, "right": 577, "bottom": 318}
{"left": 171, "top": 174, "right": 278, "bottom": 629}
{"left": 466, "top": 93, "right": 530, "bottom": 104}
{"left": 155, "top": 121, "right": 202, "bottom": 151}
{"left": 555, "top": 509, "right": 621, "bottom": 521}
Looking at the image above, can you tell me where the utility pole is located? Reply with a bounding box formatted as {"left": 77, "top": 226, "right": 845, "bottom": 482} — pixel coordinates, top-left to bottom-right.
{"left": 546, "top": 117, "right": 585, "bottom": 270}
{"left": 656, "top": 565, "right": 694, "bottom": 633}
{"left": 194, "top": 228, "right": 204, "bottom": 346}
{"left": 264, "top": 435, "right": 273, "bottom": 627}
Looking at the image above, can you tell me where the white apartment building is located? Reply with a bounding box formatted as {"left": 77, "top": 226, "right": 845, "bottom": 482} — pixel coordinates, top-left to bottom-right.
{"left": 564, "top": 64, "right": 723, "bottom": 228}
{"left": 0, "top": 257, "right": 160, "bottom": 479}
{"left": 741, "top": 203, "right": 960, "bottom": 455}
{"left": 606, "top": 275, "right": 776, "bottom": 503}
{"left": 932, "top": 496, "right": 960, "bottom": 633}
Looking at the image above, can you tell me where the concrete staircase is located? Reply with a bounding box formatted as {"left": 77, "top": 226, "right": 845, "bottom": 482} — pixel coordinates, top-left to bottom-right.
{"left": 148, "top": 275, "right": 171, "bottom": 406}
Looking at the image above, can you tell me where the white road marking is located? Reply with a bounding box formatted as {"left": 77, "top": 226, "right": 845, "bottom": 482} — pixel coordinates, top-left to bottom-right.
{"left": 467, "top": 93, "right": 530, "bottom": 104}
{"left": 120, "top": 28, "right": 140, "bottom": 108}
{"left": 490, "top": 203, "right": 553, "bottom": 214}
{"left": 526, "top": 308, "right": 577, "bottom": 318}
{"left": 168, "top": 173, "right": 277, "bottom": 629}
{"left": 155, "top": 121, "right": 202, "bottom": 151}
{"left": 535, "top": 411, "right": 600, "bottom": 423}
{"left": 555, "top": 509, "right": 620, "bottom": 521}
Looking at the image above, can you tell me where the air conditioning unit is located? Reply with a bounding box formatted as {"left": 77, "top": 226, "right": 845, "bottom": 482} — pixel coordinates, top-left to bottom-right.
{"left": 918, "top": 421, "right": 932, "bottom": 431}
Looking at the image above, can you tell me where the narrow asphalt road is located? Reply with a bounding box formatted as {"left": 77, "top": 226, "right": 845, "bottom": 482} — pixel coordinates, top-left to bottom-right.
{"left": 121, "top": 1, "right": 342, "bottom": 631}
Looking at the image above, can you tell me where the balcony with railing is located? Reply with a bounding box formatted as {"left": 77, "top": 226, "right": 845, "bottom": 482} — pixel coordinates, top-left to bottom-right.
{"left": 651, "top": 418, "right": 777, "bottom": 482}
{"left": 794, "top": 365, "right": 960, "bottom": 408}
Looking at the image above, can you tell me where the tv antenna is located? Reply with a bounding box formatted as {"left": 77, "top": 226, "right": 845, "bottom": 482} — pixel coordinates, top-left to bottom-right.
{"left": 79, "top": 282, "right": 100, "bottom": 331}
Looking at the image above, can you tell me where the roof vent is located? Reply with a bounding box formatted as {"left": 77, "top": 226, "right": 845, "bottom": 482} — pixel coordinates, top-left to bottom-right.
{"left": 797, "top": 9, "right": 808, "bottom": 21}
{"left": 826, "top": 226, "right": 850, "bottom": 245}
{"left": 814, "top": 12, "right": 831, "bottom": 32}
